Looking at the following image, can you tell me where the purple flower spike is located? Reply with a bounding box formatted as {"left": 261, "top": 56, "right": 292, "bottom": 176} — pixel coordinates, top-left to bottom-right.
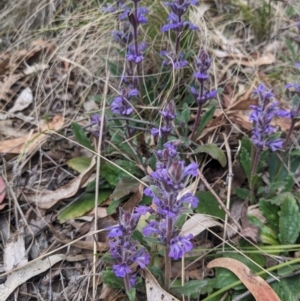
{"left": 107, "top": 208, "right": 150, "bottom": 284}
{"left": 110, "top": 89, "right": 139, "bottom": 116}
{"left": 141, "top": 142, "right": 199, "bottom": 260}
{"left": 162, "top": 12, "right": 197, "bottom": 32}
{"left": 126, "top": 42, "right": 148, "bottom": 64}
{"left": 250, "top": 84, "right": 287, "bottom": 152}
{"left": 295, "top": 63, "right": 300, "bottom": 68}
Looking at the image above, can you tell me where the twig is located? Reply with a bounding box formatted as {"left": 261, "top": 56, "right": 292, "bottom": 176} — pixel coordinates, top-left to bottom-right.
{"left": 222, "top": 132, "right": 233, "bottom": 251}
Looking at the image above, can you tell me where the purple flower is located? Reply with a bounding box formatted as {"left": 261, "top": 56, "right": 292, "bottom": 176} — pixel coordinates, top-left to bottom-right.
{"left": 252, "top": 84, "right": 274, "bottom": 105}
{"left": 250, "top": 84, "right": 287, "bottom": 151}
{"left": 132, "top": 248, "right": 150, "bottom": 268}
{"left": 90, "top": 114, "right": 107, "bottom": 140}
{"left": 164, "top": 0, "right": 198, "bottom": 16}
{"left": 107, "top": 225, "right": 124, "bottom": 238}
{"left": 111, "top": 96, "right": 134, "bottom": 116}
{"left": 113, "top": 263, "right": 131, "bottom": 277}
{"left": 126, "top": 42, "right": 148, "bottom": 63}
{"left": 267, "top": 138, "right": 284, "bottom": 152}
{"left": 194, "top": 72, "right": 209, "bottom": 81}
{"left": 161, "top": 51, "right": 187, "bottom": 69}
{"left": 295, "top": 63, "right": 300, "bottom": 68}
{"left": 180, "top": 193, "right": 199, "bottom": 207}
{"left": 162, "top": 12, "right": 197, "bottom": 32}
{"left": 111, "top": 26, "right": 133, "bottom": 46}
{"left": 169, "top": 235, "right": 194, "bottom": 260}
{"left": 196, "top": 49, "right": 211, "bottom": 73}
{"left": 285, "top": 83, "right": 300, "bottom": 94}
{"left": 108, "top": 208, "right": 150, "bottom": 282}
{"left": 110, "top": 89, "right": 138, "bottom": 116}
{"left": 190, "top": 50, "right": 216, "bottom": 107}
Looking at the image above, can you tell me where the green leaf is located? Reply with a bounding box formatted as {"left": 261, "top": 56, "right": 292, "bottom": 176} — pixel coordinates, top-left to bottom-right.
{"left": 173, "top": 279, "right": 216, "bottom": 297}
{"left": 58, "top": 191, "right": 111, "bottom": 223}
{"left": 259, "top": 199, "right": 279, "bottom": 232}
{"left": 193, "top": 144, "right": 227, "bottom": 167}
{"left": 272, "top": 274, "right": 300, "bottom": 301}
{"left": 234, "top": 188, "right": 250, "bottom": 199}
{"left": 195, "top": 191, "right": 225, "bottom": 219}
{"left": 277, "top": 264, "right": 300, "bottom": 277}
{"left": 195, "top": 103, "right": 216, "bottom": 136}
{"left": 102, "top": 270, "right": 124, "bottom": 289}
{"left": 107, "top": 199, "right": 122, "bottom": 215}
{"left": 100, "top": 160, "right": 142, "bottom": 186}
{"left": 279, "top": 194, "right": 300, "bottom": 244}
{"left": 239, "top": 147, "right": 251, "bottom": 182}
{"left": 71, "top": 122, "right": 94, "bottom": 151}
{"left": 248, "top": 215, "right": 279, "bottom": 245}
{"left": 127, "top": 288, "right": 136, "bottom": 301}
{"left": 67, "top": 157, "right": 92, "bottom": 173}
{"left": 108, "top": 130, "right": 136, "bottom": 159}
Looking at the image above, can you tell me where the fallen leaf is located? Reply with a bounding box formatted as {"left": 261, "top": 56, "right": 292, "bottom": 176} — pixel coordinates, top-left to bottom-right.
{"left": 58, "top": 190, "right": 110, "bottom": 223}
{"left": 144, "top": 268, "right": 180, "bottom": 301}
{"left": 9, "top": 87, "right": 33, "bottom": 113}
{"left": 207, "top": 258, "right": 281, "bottom": 301}
{"left": 0, "top": 176, "right": 6, "bottom": 203}
{"left": 25, "top": 157, "right": 96, "bottom": 209}
{"left": 0, "top": 115, "right": 64, "bottom": 154}
{"left": 180, "top": 214, "right": 223, "bottom": 237}
{"left": 0, "top": 254, "right": 65, "bottom": 300}
{"left": 4, "top": 228, "right": 27, "bottom": 272}
{"left": 123, "top": 183, "right": 144, "bottom": 211}
{"left": 110, "top": 177, "right": 140, "bottom": 200}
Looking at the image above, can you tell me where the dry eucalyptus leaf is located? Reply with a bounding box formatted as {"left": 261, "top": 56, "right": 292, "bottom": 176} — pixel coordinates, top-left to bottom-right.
{"left": 25, "top": 156, "right": 96, "bottom": 209}
{"left": 145, "top": 268, "right": 180, "bottom": 301}
{"left": 180, "top": 214, "right": 223, "bottom": 237}
{"left": 0, "top": 115, "right": 64, "bottom": 154}
{"left": 4, "top": 228, "right": 27, "bottom": 272}
{"left": 207, "top": 258, "right": 280, "bottom": 301}
{"left": 0, "top": 176, "right": 6, "bottom": 204}
{"left": 9, "top": 87, "right": 33, "bottom": 113}
{"left": 110, "top": 178, "right": 140, "bottom": 200}
{"left": 0, "top": 254, "right": 65, "bottom": 300}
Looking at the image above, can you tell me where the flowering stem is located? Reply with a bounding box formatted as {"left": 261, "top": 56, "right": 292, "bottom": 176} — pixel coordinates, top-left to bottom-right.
{"left": 250, "top": 146, "right": 262, "bottom": 203}
{"left": 133, "top": 1, "right": 144, "bottom": 105}
{"left": 164, "top": 246, "right": 171, "bottom": 291}
{"left": 283, "top": 119, "right": 296, "bottom": 149}
{"left": 191, "top": 102, "right": 203, "bottom": 141}
{"left": 124, "top": 274, "right": 131, "bottom": 294}
{"left": 164, "top": 215, "right": 173, "bottom": 291}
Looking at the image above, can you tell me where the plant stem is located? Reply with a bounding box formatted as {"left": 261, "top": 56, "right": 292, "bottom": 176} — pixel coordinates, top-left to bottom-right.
{"left": 164, "top": 215, "right": 173, "bottom": 291}
{"left": 133, "top": 1, "right": 144, "bottom": 105}
{"left": 250, "top": 146, "right": 262, "bottom": 204}
{"left": 124, "top": 274, "right": 131, "bottom": 294}
{"left": 283, "top": 119, "right": 295, "bottom": 149}
{"left": 164, "top": 246, "right": 171, "bottom": 291}
{"left": 191, "top": 103, "right": 203, "bottom": 141}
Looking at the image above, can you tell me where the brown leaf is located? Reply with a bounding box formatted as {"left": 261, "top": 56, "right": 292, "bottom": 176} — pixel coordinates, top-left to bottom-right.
{"left": 180, "top": 214, "right": 223, "bottom": 237}
{"left": 144, "top": 268, "right": 180, "bottom": 301}
{"left": 240, "top": 201, "right": 259, "bottom": 243}
{"left": 110, "top": 178, "right": 140, "bottom": 200}
{"left": 0, "top": 176, "right": 6, "bottom": 203}
{"left": 123, "top": 183, "right": 144, "bottom": 211}
{"left": 207, "top": 258, "right": 280, "bottom": 301}
{"left": 0, "top": 115, "right": 64, "bottom": 154}
{"left": 24, "top": 157, "right": 96, "bottom": 209}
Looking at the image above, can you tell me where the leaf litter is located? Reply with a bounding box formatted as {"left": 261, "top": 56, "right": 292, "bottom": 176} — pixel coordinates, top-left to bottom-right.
{"left": 0, "top": 0, "right": 299, "bottom": 300}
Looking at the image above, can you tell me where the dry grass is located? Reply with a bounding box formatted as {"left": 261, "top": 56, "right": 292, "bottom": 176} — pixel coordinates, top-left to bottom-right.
{"left": 1, "top": 0, "right": 300, "bottom": 300}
